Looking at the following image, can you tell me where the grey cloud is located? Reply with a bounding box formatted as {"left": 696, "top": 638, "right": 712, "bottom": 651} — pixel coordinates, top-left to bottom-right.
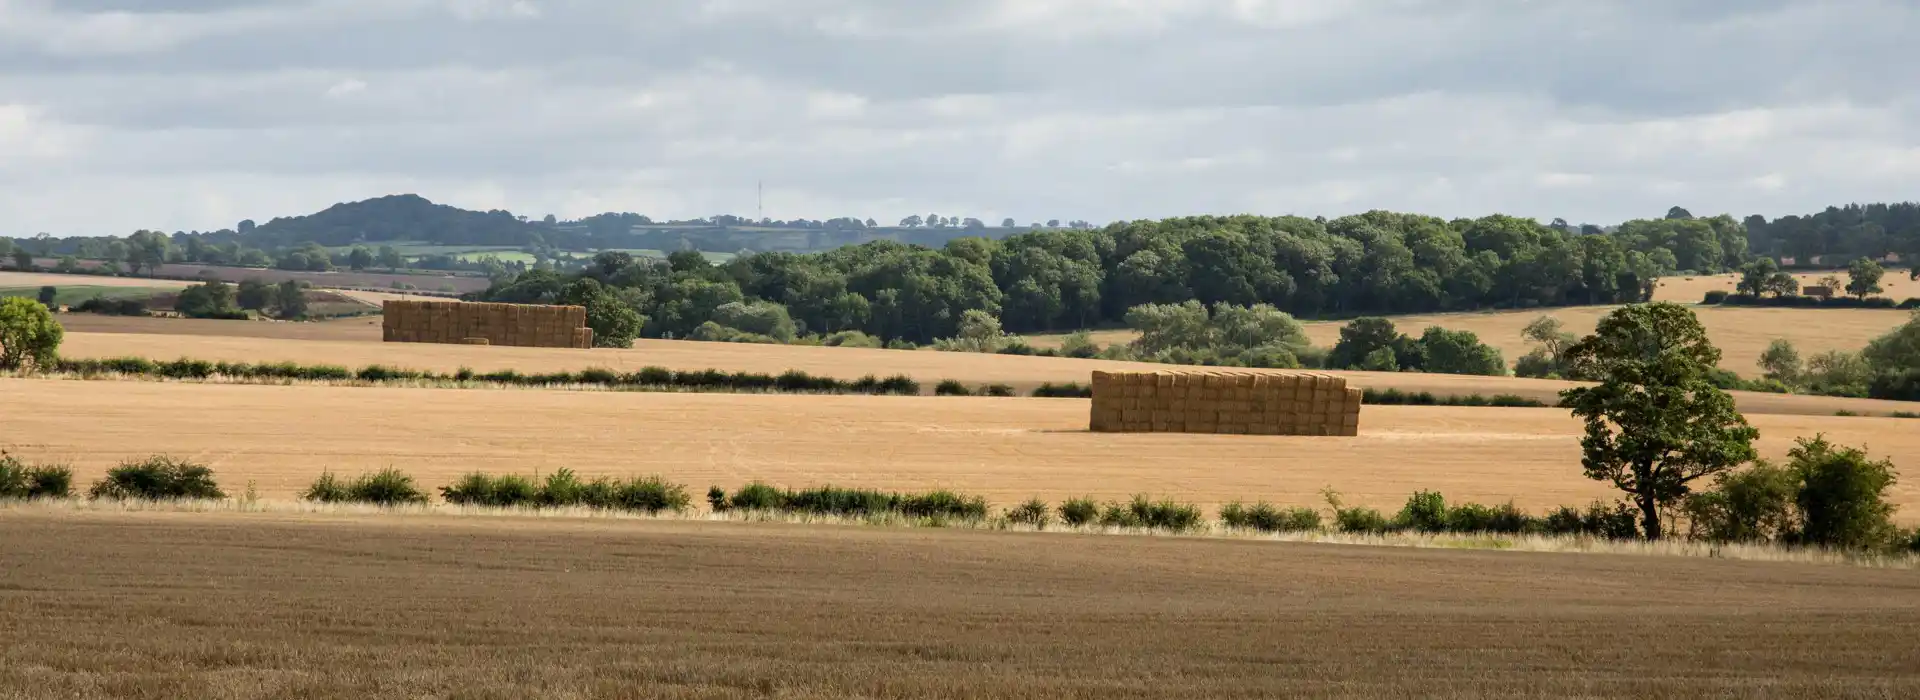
{"left": 1, "top": 0, "right": 1918, "bottom": 236}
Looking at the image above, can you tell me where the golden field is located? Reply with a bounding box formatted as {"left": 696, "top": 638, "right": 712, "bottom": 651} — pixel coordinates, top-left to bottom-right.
{"left": 5, "top": 379, "right": 1915, "bottom": 518}
{"left": 1033, "top": 272, "right": 1917, "bottom": 376}
{"left": 51, "top": 327, "right": 1920, "bottom": 416}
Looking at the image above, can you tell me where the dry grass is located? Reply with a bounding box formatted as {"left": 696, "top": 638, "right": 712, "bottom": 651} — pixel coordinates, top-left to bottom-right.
{"left": 6, "top": 378, "right": 1917, "bottom": 519}
{"left": 51, "top": 331, "right": 1917, "bottom": 416}
{"left": 2, "top": 508, "right": 1917, "bottom": 699}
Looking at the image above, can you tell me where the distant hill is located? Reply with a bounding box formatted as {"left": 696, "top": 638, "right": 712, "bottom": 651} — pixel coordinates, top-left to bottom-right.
{"left": 245, "top": 195, "right": 541, "bottom": 249}
{"left": 229, "top": 194, "right": 1040, "bottom": 255}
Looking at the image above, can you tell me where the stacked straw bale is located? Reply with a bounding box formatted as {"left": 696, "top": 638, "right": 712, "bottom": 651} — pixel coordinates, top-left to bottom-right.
{"left": 382, "top": 300, "right": 592, "bottom": 349}
{"left": 1088, "top": 370, "right": 1361, "bottom": 436}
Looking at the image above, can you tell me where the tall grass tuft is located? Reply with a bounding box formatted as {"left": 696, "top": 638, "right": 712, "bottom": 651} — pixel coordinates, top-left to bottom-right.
{"left": 89, "top": 456, "right": 224, "bottom": 500}
{"left": 1058, "top": 497, "right": 1099, "bottom": 526}
{"left": 1007, "top": 498, "right": 1051, "bottom": 528}
{"left": 1098, "top": 495, "right": 1203, "bottom": 531}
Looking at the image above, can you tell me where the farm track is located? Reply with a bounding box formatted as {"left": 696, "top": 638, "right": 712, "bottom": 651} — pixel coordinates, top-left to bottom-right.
{"left": 2, "top": 510, "right": 1917, "bottom": 699}
{"left": 4, "top": 378, "right": 1916, "bottom": 518}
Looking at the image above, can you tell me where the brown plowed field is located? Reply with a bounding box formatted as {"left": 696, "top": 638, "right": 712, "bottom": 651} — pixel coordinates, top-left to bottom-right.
{"left": 3, "top": 510, "right": 1917, "bottom": 698}
{"left": 5, "top": 379, "right": 1915, "bottom": 517}
{"left": 52, "top": 331, "right": 1919, "bottom": 416}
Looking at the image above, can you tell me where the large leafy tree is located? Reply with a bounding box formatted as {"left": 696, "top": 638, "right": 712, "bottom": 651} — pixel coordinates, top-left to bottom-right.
{"left": 1846, "top": 257, "right": 1885, "bottom": 299}
{"left": 0, "top": 297, "right": 64, "bottom": 370}
{"left": 1560, "top": 302, "right": 1760, "bottom": 539}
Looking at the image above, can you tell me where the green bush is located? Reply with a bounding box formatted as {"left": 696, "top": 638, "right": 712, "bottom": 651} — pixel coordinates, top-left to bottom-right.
{"left": 1032, "top": 382, "right": 1092, "bottom": 398}
{"left": 1007, "top": 498, "right": 1051, "bottom": 527}
{"left": 1058, "top": 497, "right": 1099, "bottom": 526}
{"left": 442, "top": 471, "right": 690, "bottom": 513}
{"left": 706, "top": 485, "right": 730, "bottom": 511}
{"left": 1540, "top": 501, "right": 1640, "bottom": 539}
{"left": 1682, "top": 462, "right": 1798, "bottom": 543}
{"left": 979, "top": 383, "right": 1017, "bottom": 397}
{"left": 440, "top": 472, "right": 537, "bottom": 507}
{"left": 719, "top": 483, "right": 985, "bottom": 520}
{"left": 304, "top": 468, "right": 430, "bottom": 505}
{"left": 0, "top": 296, "right": 65, "bottom": 371}
{"left": 1220, "top": 501, "right": 1321, "bottom": 533}
{"left": 934, "top": 379, "right": 973, "bottom": 396}
{"left": 89, "top": 456, "right": 224, "bottom": 500}
{"left": 1334, "top": 506, "right": 1391, "bottom": 534}
{"left": 1790, "top": 435, "right": 1899, "bottom": 551}
{"left": 1098, "top": 495, "right": 1203, "bottom": 531}
{"left": 1393, "top": 490, "right": 1449, "bottom": 533}
{"left": 0, "top": 454, "right": 72, "bottom": 499}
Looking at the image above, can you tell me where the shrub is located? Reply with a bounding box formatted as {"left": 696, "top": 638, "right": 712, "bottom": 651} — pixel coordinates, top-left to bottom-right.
{"left": 1098, "top": 495, "right": 1203, "bottom": 531}
{"left": 440, "top": 473, "right": 538, "bottom": 507}
{"left": 0, "top": 454, "right": 73, "bottom": 499}
{"left": 598, "top": 476, "right": 692, "bottom": 514}
{"left": 1221, "top": 501, "right": 1321, "bottom": 533}
{"left": 727, "top": 482, "right": 784, "bottom": 510}
{"left": 722, "top": 484, "right": 985, "bottom": 520}
{"left": 980, "top": 383, "right": 1016, "bottom": 397}
{"left": 1702, "top": 290, "right": 1729, "bottom": 304}
{"left": 706, "top": 485, "right": 730, "bottom": 511}
{"left": 1540, "top": 501, "right": 1640, "bottom": 539}
{"left": 1682, "top": 461, "right": 1798, "bottom": 543}
{"left": 1446, "top": 502, "right": 1534, "bottom": 534}
{"left": 1007, "top": 498, "right": 1051, "bottom": 527}
{"left": 89, "top": 456, "right": 224, "bottom": 500}
{"left": 933, "top": 379, "right": 973, "bottom": 396}
{"left": 1790, "top": 435, "right": 1899, "bottom": 551}
{"left": 1900, "top": 298, "right": 1920, "bottom": 310}
{"left": 1058, "top": 497, "right": 1099, "bottom": 526}
{"left": 1394, "top": 490, "right": 1449, "bottom": 533}
{"left": 1334, "top": 506, "right": 1391, "bottom": 534}
{"left": 1032, "top": 382, "right": 1092, "bottom": 398}
{"left": 75, "top": 297, "right": 148, "bottom": 316}
{"left": 305, "top": 468, "right": 429, "bottom": 505}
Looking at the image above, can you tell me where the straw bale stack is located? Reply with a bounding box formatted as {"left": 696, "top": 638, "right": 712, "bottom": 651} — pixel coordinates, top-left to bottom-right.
{"left": 382, "top": 300, "right": 591, "bottom": 349}
{"left": 1088, "top": 369, "right": 1361, "bottom": 436}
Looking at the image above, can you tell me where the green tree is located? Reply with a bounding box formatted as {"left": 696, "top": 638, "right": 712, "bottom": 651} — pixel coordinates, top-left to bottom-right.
{"left": 377, "top": 245, "right": 405, "bottom": 270}
{"left": 35, "top": 286, "right": 57, "bottom": 307}
{"left": 1789, "top": 435, "right": 1898, "bottom": 550}
{"left": 711, "top": 300, "right": 798, "bottom": 342}
{"left": 125, "top": 230, "right": 170, "bottom": 276}
{"left": 11, "top": 249, "right": 32, "bottom": 271}
{"left": 1846, "top": 257, "right": 1885, "bottom": 299}
{"left": 1860, "top": 312, "right": 1920, "bottom": 374}
{"left": 1559, "top": 302, "right": 1760, "bottom": 540}
{"left": 1416, "top": 326, "right": 1505, "bottom": 376}
{"left": 274, "top": 281, "right": 308, "bottom": 320}
{"left": 175, "top": 281, "right": 238, "bottom": 318}
{"left": 1757, "top": 339, "right": 1802, "bottom": 385}
{"left": 348, "top": 246, "right": 375, "bottom": 271}
{"left": 939, "top": 309, "right": 1009, "bottom": 353}
{"left": 1329, "top": 317, "right": 1413, "bottom": 370}
{"left": 1736, "top": 258, "right": 1777, "bottom": 296}
{"left": 0, "top": 297, "right": 64, "bottom": 370}
{"left": 561, "top": 278, "right": 644, "bottom": 348}
{"left": 1125, "top": 300, "right": 1211, "bottom": 355}
{"left": 236, "top": 279, "right": 275, "bottom": 311}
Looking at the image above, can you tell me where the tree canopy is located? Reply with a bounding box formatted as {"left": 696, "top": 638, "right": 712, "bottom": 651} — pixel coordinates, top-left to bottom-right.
{"left": 1559, "top": 303, "right": 1760, "bottom": 539}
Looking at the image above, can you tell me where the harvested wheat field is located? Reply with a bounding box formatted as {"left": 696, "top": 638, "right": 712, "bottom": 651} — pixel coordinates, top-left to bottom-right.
{"left": 0, "top": 271, "right": 195, "bottom": 290}
{"left": 2, "top": 510, "right": 1917, "bottom": 699}
{"left": 1034, "top": 304, "right": 1911, "bottom": 378}
{"left": 5, "top": 379, "right": 1917, "bottom": 518}
{"left": 51, "top": 331, "right": 1919, "bottom": 416}
{"left": 53, "top": 314, "right": 382, "bottom": 341}
{"left": 1653, "top": 270, "right": 1920, "bottom": 303}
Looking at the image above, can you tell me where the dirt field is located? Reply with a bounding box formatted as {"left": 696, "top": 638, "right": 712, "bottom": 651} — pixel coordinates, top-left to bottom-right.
{"left": 5, "top": 379, "right": 1915, "bottom": 517}
{"left": 1, "top": 511, "right": 1915, "bottom": 699}
{"left": 50, "top": 330, "right": 1920, "bottom": 416}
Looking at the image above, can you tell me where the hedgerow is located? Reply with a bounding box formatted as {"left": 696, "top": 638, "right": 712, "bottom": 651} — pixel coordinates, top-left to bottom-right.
{"left": 439, "top": 470, "right": 691, "bottom": 514}
{"left": 304, "top": 468, "right": 430, "bottom": 505}
{"left": 711, "top": 483, "right": 989, "bottom": 520}
{"left": 0, "top": 453, "right": 72, "bottom": 499}
{"left": 49, "top": 357, "right": 922, "bottom": 396}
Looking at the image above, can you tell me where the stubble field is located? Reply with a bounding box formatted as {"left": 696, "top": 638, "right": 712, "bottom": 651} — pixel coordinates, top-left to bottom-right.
{"left": 1032, "top": 272, "right": 1918, "bottom": 376}
{"left": 2, "top": 511, "right": 1917, "bottom": 699}
{"left": 6, "top": 379, "right": 1917, "bottom": 517}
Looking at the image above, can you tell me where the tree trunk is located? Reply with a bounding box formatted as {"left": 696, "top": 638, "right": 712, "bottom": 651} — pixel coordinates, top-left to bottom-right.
{"left": 1638, "top": 493, "right": 1663, "bottom": 540}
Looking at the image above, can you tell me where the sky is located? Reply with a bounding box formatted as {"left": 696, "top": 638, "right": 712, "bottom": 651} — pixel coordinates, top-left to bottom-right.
{"left": 2, "top": 0, "right": 1918, "bottom": 236}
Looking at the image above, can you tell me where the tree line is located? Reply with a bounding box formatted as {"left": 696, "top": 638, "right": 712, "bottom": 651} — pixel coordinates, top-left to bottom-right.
{"left": 481, "top": 210, "right": 1766, "bottom": 346}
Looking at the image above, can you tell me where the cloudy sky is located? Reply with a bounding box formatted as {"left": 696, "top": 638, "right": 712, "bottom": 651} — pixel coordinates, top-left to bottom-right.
{"left": 3, "top": 0, "right": 1917, "bottom": 236}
